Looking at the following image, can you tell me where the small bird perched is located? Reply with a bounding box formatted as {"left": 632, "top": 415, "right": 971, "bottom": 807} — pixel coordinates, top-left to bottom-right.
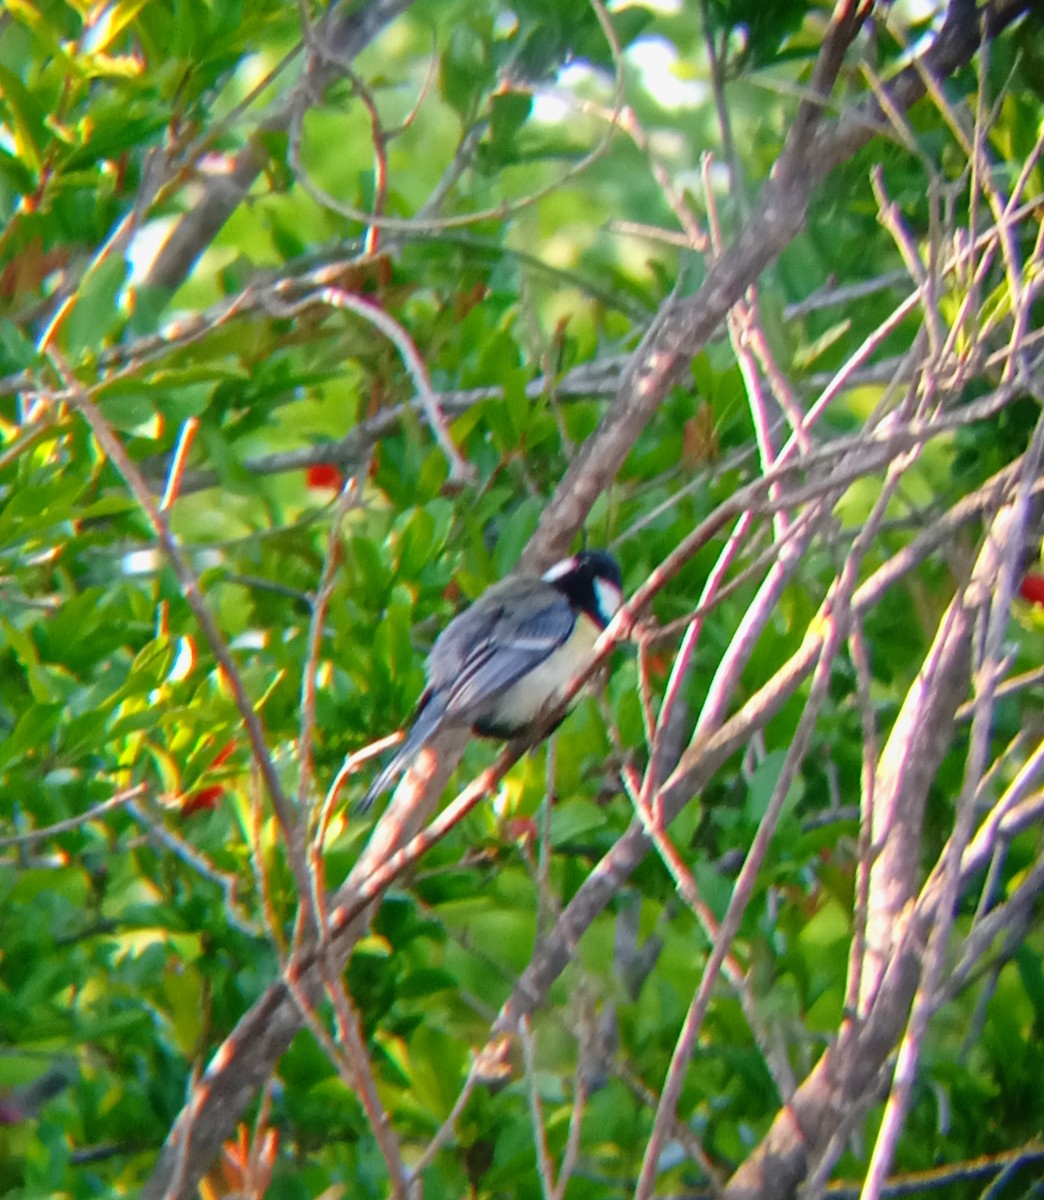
{"left": 359, "top": 550, "right": 623, "bottom": 811}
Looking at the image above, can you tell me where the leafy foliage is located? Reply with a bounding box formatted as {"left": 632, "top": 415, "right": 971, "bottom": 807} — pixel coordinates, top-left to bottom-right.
{"left": 1, "top": 1, "right": 1042, "bottom": 1198}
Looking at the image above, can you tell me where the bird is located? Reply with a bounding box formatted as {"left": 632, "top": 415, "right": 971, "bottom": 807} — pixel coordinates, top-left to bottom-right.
{"left": 359, "top": 550, "right": 623, "bottom": 811}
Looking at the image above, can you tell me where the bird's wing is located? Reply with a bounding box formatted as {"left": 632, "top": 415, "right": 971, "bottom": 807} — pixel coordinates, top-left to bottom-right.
{"left": 428, "top": 578, "right": 575, "bottom": 719}
{"left": 360, "top": 579, "right": 572, "bottom": 810}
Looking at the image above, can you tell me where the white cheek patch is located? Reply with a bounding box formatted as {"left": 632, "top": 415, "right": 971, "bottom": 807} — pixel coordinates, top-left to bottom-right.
{"left": 594, "top": 578, "right": 622, "bottom": 623}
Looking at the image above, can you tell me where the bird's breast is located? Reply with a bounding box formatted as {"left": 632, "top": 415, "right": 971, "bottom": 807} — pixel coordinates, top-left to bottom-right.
{"left": 472, "top": 613, "right": 601, "bottom": 738}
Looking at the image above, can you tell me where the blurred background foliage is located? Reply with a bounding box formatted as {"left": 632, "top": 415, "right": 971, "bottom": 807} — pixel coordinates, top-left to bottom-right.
{"left": 1, "top": 0, "right": 1042, "bottom": 1196}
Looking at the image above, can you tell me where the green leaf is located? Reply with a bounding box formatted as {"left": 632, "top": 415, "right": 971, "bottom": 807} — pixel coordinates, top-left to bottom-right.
{"left": 1016, "top": 946, "right": 1044, "bottom": 1026}
{"left": 440, "top": 26, "right": 491, "bottom": 120}
{"left": 0, "top": 318, "right": 38, "bottom": 372}
{"left": 744, "top": 749, "right": 802, "bottom": 823}
{"left": 489, "top": 90, "right": 533, "bottom": 163}
{"left": 0, "top": 701, "right": 63, "bottom": 770}
{"left": 0, "top": 65, "right": 48, "bottom": 173}
{"left": 0, "top": 619, "right": 57, "bottom": 704}
{"left": 395, "top": 506, "right": 437, "bottom": 577}
{"left": 125, "top": 637, "right": 175, "bottom": 692}
{"left": 550, "top": 798, "right": 605, "bottom": 846}
{"left": 61, "top": 254, "right": 129, "bottom": 359}
{"left": 397, "top": 967, "right": 458, "bottom": 999}
{"left": 98, "top": 389, "right": 159, "bottom": 432}
{"left": 406, "top": 1023, "right": 467, "bottom": 1119}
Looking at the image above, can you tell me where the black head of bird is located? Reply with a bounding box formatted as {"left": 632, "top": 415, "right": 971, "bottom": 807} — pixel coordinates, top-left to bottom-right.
{"left": 359, "top": 550, "right": 623, "bottom": 811}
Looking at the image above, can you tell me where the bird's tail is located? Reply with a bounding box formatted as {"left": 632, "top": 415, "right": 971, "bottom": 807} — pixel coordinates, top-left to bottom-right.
{"left": 357, "top": 692, "right": 447, "bottom": 813}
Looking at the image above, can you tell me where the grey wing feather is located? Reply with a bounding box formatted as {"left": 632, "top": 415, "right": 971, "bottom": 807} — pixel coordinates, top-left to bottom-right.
{"left": 357, "top": 690, "right": 448, "bottom": 811}
{"left": 359, "top": 577, "right": 573, "bottom": 813}
{"left": 430, "top": 579, "right": 574, "bottom": 718}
